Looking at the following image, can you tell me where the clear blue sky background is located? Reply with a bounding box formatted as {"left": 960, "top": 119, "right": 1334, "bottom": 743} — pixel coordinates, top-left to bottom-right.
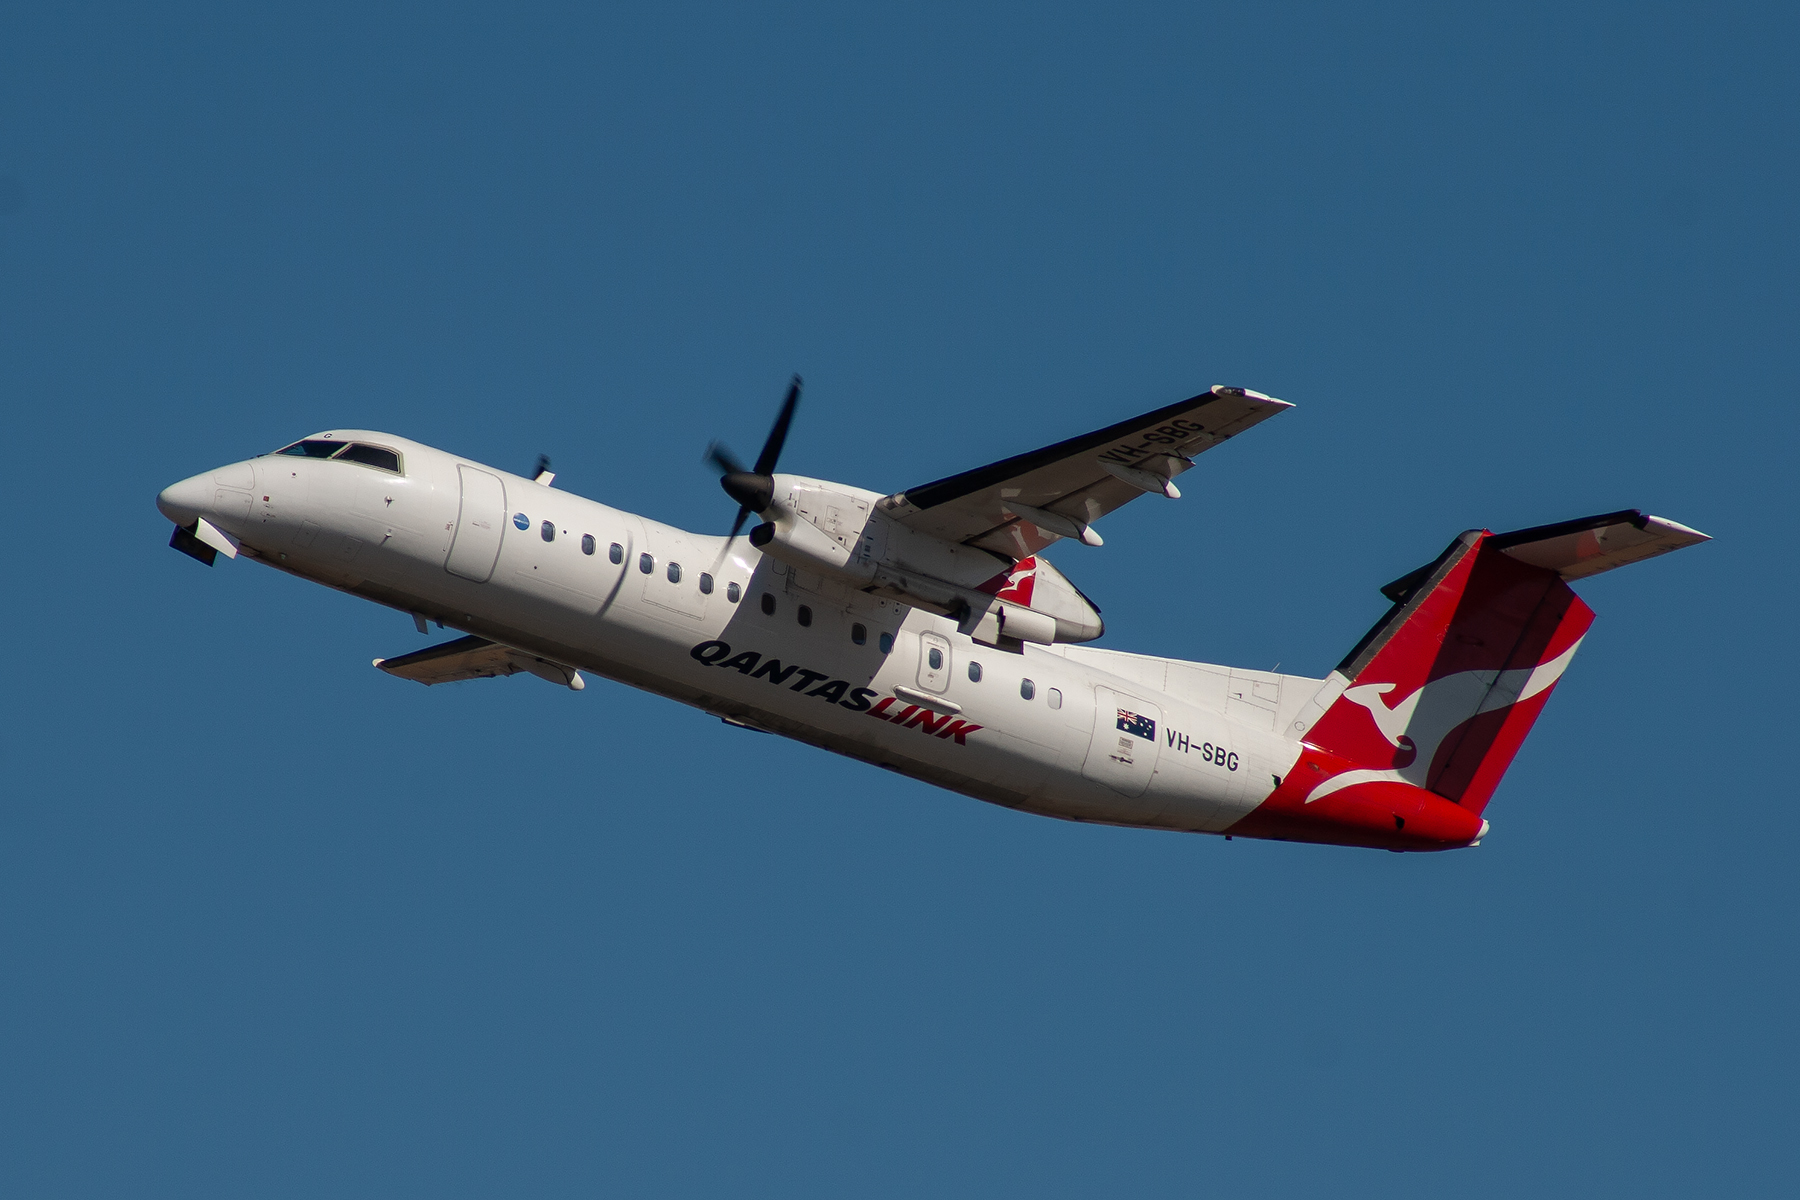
{"left": 2, "top": 3, "right": 1793, "bottom": 1196}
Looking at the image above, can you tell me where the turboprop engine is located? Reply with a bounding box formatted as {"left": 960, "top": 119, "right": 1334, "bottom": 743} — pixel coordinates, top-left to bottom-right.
{"left": 747, "top": 476, "right": 1103, "bottom": 647}
{"left": 707, "top": 376, "right": 1103, "bottom": 648}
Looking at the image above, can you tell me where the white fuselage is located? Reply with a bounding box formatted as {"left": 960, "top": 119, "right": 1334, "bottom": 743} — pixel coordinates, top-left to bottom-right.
{"left": 161, "top": 431, "right": 1310, "bottom": 835}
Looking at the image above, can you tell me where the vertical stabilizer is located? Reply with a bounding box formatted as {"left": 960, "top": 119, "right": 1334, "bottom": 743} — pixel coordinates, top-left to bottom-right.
{"left": 1232, "top": 510, "right": 1702, "bottom": 848}
{"left": 1301, "top": 531, "right": 1594, "bottom": 817}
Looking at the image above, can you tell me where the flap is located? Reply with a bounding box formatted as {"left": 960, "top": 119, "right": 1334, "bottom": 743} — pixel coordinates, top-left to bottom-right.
{"left": 374, "top": 635, "right": 585, "bottom": 689}
{"left": 1488, "top": 510, "right": 1711, "bottom": 580}
{"left": 879, "top": 385, "right": 1291, "bottom": 557}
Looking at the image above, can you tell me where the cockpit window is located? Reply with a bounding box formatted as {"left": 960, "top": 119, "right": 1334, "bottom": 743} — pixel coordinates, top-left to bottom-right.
{"left": 276, "top": 439, "right": 345, "bottom": 458}
{"left": 273, "top": 439, "right": 404, "bottom": 473}
{"left": 336, "top": 444, "right": 402, "bottom": 473}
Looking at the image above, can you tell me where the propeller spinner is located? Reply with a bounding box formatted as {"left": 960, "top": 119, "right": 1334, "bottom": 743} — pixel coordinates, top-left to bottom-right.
{"left": 707, "top": 375, "right": 801, "bottom": 547}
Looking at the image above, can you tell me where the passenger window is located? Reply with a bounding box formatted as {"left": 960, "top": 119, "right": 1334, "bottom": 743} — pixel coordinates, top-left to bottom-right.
{"left": 610, "top": 543, "right": 623, "bottom": 564}
{"left": 761, "top": 592, "right": 776, "bottom": 616}
{"left": 726, "top": 582, "right": 741, "bottom": 603}
{"left": 667, "top": 562, "right": 682, "bottom": 583}
{"left": 541, "top": 521, "right": 555, "bottom": 543}
{"left": 878, "top": 632, "right": 893, "bottom": 654}
{"left": 337, "top": 443, "right": 402, "bottom": 473}
{"left": 275, "top": 439, "right": 344, "bottom": 458}
{"left": 1020, "top": 678, "right": 1036, "bottom": 700}
{"left": 1047, "top": 687, "right": 1062, "bottom": 709}
{"left": 639, "top": 553, "right": 653, "bottom": 574}
{"left": 699, "top": 573, "right": 714, "bottom": 594}
{"left": 798, "top": 605, "right": 813, "bottom": 627}
{"left": 581, "top": 534, "right": 595, "bottom": 555}
{"left": 968, "top": 661, "right": 982, "bottom": 682}
{"left": 927, "top": 647, "right": 943, "bottom": 670}
{"left": 851, "top": 623, "right": 866, "bottom": 645}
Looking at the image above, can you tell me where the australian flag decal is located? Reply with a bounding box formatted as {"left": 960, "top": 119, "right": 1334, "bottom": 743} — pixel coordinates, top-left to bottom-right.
{"left": 1116, "top": 709, "right": 1156, "bottom": 740}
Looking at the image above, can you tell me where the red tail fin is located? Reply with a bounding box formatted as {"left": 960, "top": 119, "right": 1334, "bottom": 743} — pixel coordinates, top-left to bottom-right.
{"left": 1229, "top": 510, "right": 1705, "bottom": 850}
{"left": 1307, "top": 529, "right": 1593, "bottom": 816}
{"left": 1227, "top": 531, "right": 1590, "bottom": 850}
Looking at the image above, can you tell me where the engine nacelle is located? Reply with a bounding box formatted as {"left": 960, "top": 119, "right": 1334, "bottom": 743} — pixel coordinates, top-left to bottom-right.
{"left": 752, "top": 476, "right": 1104, "bottom": 645}
{"left": 964, "top": 554, "right": 1103, "bottom": 646}
{"left": 748, "top": 513, "right": 875, "bottom": 583}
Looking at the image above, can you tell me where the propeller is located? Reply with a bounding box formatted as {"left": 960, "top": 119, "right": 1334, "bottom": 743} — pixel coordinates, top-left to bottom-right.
{"left": 707, "top": 375, "right": 802, "bottom": 549}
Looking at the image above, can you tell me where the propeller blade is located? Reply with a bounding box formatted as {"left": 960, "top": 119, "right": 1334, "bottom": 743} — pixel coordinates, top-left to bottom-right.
{"left": 705, "top": 441, "right": 746, "bottom": 478}
{"left": 707, "top": 374, "right": 803, "bottom": 550}
{"left": 720, "top": 472, "right": 772, "bottom": 513}
{"left": 713, "top": 504, "right": 754, "bottom": 569}
{"left": 753, "top": 375, "right": 801, "bottom": 476}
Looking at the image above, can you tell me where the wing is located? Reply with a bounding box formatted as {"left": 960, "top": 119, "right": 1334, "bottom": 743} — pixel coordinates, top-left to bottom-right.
{"left": 374, "top": 635, "right": 585, "bottom": 689}
{"left": 878, "top": 385, "right": 1292, "bottom": 557}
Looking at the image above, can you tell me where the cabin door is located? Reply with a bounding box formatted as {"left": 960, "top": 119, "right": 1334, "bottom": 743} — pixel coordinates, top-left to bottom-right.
{"left": 446, "top": 466, "right": 506, "bottom": 582}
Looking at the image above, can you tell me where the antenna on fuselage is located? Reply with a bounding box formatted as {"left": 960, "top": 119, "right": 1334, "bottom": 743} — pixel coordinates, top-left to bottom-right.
{"left": 532, "top": 455, "right": 555, "bottom": 487}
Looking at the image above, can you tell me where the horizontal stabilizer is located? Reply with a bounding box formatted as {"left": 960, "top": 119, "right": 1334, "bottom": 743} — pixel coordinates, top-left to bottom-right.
{"left": 374, "top": 635, "right": 585, "bottom": 690}
{"left": 1488, "top": 510, "right": 1710, "bottom": 581}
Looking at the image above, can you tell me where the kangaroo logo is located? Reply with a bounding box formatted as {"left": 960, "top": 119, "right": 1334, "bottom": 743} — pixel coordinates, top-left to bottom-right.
{"left": 989, "top": 556, "right": 1038, "bottom": 606}
{"left": 1339, "top": 681, "right": 1425, "bottom": 766}
{"left": 1307, "top": 638, "right": 1584, "bottom": 803}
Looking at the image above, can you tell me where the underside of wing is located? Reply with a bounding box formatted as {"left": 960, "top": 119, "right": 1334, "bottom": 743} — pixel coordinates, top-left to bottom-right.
{"left": 374, "top": 635, "right": 585, "bottom": 690}
{"left": 879, "top": 385, "right": 1291, "bottom": 556}
{"left": 1486, "top": 510, "right": 1711, "bottom": 580}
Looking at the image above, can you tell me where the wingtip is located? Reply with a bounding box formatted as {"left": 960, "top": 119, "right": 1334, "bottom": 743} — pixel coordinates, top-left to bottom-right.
{"left": 1643, "top": 514, "right": 1712, "bottom": 544}
{"left": 1211, "top": 384, "right": 1294, "bottom": 409}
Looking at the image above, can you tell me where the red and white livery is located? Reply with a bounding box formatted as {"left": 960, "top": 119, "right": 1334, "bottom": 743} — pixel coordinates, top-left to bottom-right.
{"left": 157, "top": 383, "right": 1708, "bottom": 851}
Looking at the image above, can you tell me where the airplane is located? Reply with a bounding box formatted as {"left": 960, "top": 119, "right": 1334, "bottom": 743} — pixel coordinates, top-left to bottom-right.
{"left": 155, "top": 381, "right": 1708, "bottom": 852}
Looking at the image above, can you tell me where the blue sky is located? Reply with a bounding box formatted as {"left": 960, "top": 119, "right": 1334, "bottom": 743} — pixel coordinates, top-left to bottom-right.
{"left": 2, "top": 3, "right": 1794, "bottom": 1196}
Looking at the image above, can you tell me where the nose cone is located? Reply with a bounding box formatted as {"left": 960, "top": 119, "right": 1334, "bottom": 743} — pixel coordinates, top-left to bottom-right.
{"left": 157, "top": 473, "right": 214, "bottom": 525}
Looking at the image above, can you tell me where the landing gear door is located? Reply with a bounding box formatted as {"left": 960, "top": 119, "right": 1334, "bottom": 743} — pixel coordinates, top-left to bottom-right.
{"left": 1082, "top": 687, "right": 1162, "bottom": 798}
